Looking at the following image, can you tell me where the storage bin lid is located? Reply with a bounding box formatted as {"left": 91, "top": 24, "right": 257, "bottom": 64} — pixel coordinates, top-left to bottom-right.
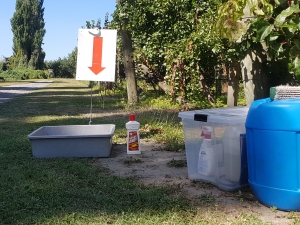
{"left": 178, "top": 106, "right": 249, "bottom": 124}
{"left": 246, "top": 98, "right": 300, "bottom": 131}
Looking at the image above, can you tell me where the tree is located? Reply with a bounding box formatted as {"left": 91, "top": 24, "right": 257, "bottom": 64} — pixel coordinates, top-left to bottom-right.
{"left": 215, "top": 0, "right": 300, "bottom": 105}
{"left": 104, "top": 12, "right": 110, "bottom": 28}
{"left": 11, "top": 0, "right": 46, "bottom": 70}
{"left": 113, "top": 0, "right": 139, "bottom": 104}
{"left": 85, "top": 19, "right": 101, "bottom": 29}
{"left": 45, "top": 47, "right": 77, "bottom": 78}
{"left": 120, "top": 20, "right": 139, "bottom": 104}
{"left": 112, "top": 0, "right": 227, "bottom": 107}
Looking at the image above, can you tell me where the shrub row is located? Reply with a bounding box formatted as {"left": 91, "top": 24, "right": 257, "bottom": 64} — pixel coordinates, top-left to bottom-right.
{"left": 0, "top": 68, "right": 50, "bottom": 81}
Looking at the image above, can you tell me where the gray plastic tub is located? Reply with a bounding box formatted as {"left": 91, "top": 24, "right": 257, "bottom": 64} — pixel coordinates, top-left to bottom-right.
{"left": 28, "top": 124, "right": 115, "bottom": 158}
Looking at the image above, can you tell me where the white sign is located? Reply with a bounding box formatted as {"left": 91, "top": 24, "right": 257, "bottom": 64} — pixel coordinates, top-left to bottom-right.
{"left": 76, "top": 29, "right": 117, "bottom": 82}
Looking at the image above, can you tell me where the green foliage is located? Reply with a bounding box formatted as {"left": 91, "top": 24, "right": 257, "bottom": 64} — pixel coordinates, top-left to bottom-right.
{"left": 138, "top": 92, "right": 181, "bottom": 109}
{"left": 45, "top": 47, "right": 77, "bottom": 78}
{"left": 8, "top": 49, "right": 28, "bottom": 69}
{"left": 112, "top": 0, "right": 231, "bottom": 106}
{"left": 84, "top": 18, "right": 101, "bottom": 29}
{"left": 104, "top": 12, "right": 110, "bottom": 28}
{"left": 216, "top": 0, "right": 300, "bottom": 78}
{"left": 0, "top": 70, "right": 21, "bottom": 80}
{"left": 10, "top": 0, "right": 46, "bottom": 69}
{"left": 214, "top": 94, "right": 227, "bottom": 108}
{"left": 215, "top": 0, "right": 248, "bottom": 42}
{"left": 0, "top": 68, "right": 49, "bottom": 80}
{"left": 162, "top": 1, "right": 226, "bottom": 104}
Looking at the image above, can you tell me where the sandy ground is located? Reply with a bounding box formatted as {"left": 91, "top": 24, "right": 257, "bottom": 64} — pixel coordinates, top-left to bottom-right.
{"left": 93, "top": 141, "right": 294, "bottom": 225}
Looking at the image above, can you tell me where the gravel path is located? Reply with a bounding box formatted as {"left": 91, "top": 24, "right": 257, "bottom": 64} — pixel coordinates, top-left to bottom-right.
{"left": 0, "top": 80, "right": 53, "bottom": 104}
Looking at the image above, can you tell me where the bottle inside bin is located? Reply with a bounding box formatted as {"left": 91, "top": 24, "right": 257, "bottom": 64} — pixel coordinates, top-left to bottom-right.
{"left": 198, "top": 126, "right": 216, "bottom": 176}
{"left": 222, "top": 125, "right": 245, "bottom": 182}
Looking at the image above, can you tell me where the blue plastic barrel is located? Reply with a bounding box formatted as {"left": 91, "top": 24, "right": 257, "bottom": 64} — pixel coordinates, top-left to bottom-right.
{"left": 246, "top": 97, "right": 300, "bottom": 211}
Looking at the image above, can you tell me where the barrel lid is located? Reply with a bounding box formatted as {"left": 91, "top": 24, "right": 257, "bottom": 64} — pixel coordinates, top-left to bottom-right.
{"left": 246, "top": 98, "right": 300, "bottom": 131}
{"left": 178, "top": 106, "right": 248, "bottom": 124}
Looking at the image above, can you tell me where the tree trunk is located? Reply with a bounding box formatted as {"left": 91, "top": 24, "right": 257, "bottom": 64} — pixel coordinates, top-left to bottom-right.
{"left": 120, "top": 27, "right": 138, "bottom": 104}
{"left": 89, "top": 81, "right": 94, "bottom": 88}
{"left": 241, "top": 50, "right": 269, "bottom": 106}
{"left": 227, "top": 61, "right": 241, "bottom": 106}
{"left": 199, "top": 74, "right": 215, "bottom": 106}
{"left": 98, "top": 82, "right": 113, "bottom": 91}
{"left": 239, "top": 5, "right": 270, "bottom": 106}
{"left": 158, "top": 81, "right": 171, "bottom": 94}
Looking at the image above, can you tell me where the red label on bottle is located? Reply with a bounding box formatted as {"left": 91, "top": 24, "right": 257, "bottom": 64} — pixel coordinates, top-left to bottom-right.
{"left": 128, "top": 131, "right": 139, "bottom": 151}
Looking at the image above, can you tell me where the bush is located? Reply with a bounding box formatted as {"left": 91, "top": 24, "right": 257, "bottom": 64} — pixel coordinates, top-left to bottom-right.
{"left": 0, "top": 70, "right": 21, "bottom": 80}
{"left": 0, "top": 68, "right": 50, "bottom": 81}
{"left": 16, "top": 68, "right": 50, "bottom": 79}
{"left": 45, "top": 47, "right": 77, "bottom": 78}
{"left": 45, "top": 59, "right": 75, "bottom": 78}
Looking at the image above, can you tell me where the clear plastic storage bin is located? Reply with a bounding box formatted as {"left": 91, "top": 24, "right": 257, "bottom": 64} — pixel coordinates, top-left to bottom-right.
{"left": 179, "top": 107, "right": 249, "bottom": 191}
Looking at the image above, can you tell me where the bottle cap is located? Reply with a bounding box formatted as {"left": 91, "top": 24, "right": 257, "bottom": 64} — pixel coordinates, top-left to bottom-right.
{"left": 201, "top": 126, "right": 212, "bottom": 139}
{"left": 129, "top": 114, "right": 135, "bottom": 121}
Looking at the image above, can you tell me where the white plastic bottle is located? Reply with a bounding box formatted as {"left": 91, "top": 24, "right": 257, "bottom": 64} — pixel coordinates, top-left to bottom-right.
{"left": 198, "top": 126, "right": 216, "bottom": 176}
{"left": 126, "top": 114, "right": 141, "bottom": 154}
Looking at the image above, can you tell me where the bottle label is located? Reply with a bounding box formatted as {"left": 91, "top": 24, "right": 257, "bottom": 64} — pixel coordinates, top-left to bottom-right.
{"left": 128, "top": 131, "right": 139, "bottom": 151}
{"left": 198, "top": 151, "right": 208, "bottom": 173}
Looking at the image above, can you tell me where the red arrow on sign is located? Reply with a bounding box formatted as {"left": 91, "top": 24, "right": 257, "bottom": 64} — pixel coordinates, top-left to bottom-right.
{"left": 88, "top": 36, "right": 105, "bottom": 75}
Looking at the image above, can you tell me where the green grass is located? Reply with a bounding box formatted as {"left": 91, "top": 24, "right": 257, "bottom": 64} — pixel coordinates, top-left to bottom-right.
{"left": 0, "top": 78, "right": 284, "bottom": 224}
{"left": 167, "top": 159, "right": 187, "bottom": 168}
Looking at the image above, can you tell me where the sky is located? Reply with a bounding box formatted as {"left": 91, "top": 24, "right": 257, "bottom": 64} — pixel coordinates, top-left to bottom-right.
{"left": 0, "top": 0, "right": 117, "bottom": 61}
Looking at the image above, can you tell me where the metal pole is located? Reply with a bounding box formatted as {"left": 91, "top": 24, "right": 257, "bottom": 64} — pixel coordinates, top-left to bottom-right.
{"left": 89, "top": 86, "right": 93, "bottom": 125}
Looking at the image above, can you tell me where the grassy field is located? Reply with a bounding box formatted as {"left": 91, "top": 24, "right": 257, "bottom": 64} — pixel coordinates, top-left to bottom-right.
{"left": 0, "top": 78, "right": 292, "bottom": 225}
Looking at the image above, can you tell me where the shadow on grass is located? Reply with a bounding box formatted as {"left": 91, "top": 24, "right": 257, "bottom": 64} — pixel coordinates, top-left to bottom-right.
{"left": 39, "top": 86, "right": 90, "bottom": 90}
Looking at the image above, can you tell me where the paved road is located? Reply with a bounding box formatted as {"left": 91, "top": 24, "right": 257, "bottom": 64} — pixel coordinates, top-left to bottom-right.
{"left": 0, "top": 80, "right": 53, "bottom": 104}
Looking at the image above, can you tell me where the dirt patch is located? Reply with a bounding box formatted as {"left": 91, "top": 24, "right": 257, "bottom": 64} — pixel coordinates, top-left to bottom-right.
{"left": 94, "top": 141, "right": 292, "bottom": 224}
